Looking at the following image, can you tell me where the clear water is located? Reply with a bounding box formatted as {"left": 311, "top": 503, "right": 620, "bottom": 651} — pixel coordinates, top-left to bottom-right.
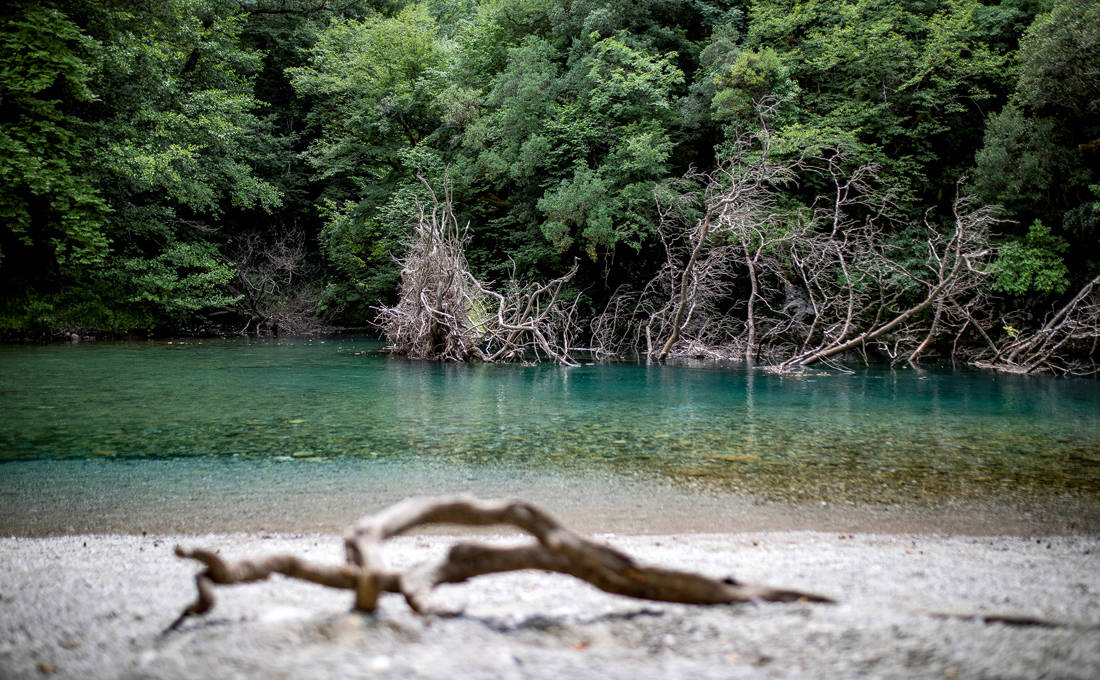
{"left": 2, "top": 335, "right": 1097, "bottom": 510}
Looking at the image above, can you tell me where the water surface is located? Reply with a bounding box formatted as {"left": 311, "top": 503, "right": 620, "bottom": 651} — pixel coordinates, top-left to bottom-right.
{"left": 1, "top": 336, "right": 1097, "bottom": 534}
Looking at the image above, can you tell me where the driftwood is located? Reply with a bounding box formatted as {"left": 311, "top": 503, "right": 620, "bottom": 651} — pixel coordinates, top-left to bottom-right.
{"left": 170, "top": 496, "right": 832, "bottom": 629}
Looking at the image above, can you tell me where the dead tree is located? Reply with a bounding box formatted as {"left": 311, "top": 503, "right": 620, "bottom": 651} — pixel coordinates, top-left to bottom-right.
{"left": 772, "top": 153, "right": 895, "bottom": 365}
{"left": 590, "top": 171, "right": 743, "bottom": 361}
{"left": 596, "top": 118, "right": 999, "bottom": 371}
{"left": 774, "top": 182, "right": 996, "bottom": 372}
{"left": 375, "top": 178, "right": 482, "bottom": 361}
{"left": 375, "top": 178, "right": 581, "bottom": 365}
{"left": 224, "top": 227, "right": 326, "bottom": 335}
{"left": 975, "top": 274, "right": 1100, "bottom": 375}
{"left": 171, "top": 495, "right": 832, "bottom": 629}
{"left": 593, "top": 123, "right": 803, "bottom": 363}
{"left": 693, "top": 131, "right": 801, "bottom": 363}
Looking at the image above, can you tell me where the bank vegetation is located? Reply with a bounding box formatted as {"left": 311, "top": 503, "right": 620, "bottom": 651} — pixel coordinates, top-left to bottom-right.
{"left": 3, "top": 1, "right": 1097, "bottom": 373}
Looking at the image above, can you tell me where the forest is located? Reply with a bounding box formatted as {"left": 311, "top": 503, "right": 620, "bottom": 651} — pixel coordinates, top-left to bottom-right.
{"left": 2, "top": 0, "right": 1097, "bottom": 372}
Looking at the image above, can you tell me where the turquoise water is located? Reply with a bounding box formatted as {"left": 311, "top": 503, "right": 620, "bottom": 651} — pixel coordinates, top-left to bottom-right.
{"left": 1, "top": 335, "right": 1097, "bottom": 505}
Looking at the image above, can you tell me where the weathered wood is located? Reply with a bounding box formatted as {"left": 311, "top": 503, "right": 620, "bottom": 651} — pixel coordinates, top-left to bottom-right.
{"left": 977, "top": 274, "right": 1100, "bottom": 375}
{"left": 375, "top": 176, "right": 581, "bottom": 365}
{"left": 172, "top": 495, "right": 833, "bottom": 628}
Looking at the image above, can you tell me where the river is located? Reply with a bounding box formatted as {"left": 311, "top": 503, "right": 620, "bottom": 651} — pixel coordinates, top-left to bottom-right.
{"left": 1, "top": 336, "right": 1097, "bottom": 535}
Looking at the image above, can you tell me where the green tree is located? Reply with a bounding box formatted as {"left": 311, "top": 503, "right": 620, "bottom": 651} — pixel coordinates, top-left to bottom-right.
{"left": 0, "top": 4, "right": 110, "bottom": 277}
{"left": 1, "top": 0, "right": 282, "bottom": 334}
{"left": 992, "top": 220, "right": 1070, "bottom": 296}
{"left": 974, "top": 0, "right": 1099, "bottom": 284}
{"left": 288, "top": 3, "right": 451, "bottom": 317}
{"left": 746, "top": 0, "right": 1014, "bottom": 207}
{"left": 533, "top": 31, "right": 684, "bottom": 257}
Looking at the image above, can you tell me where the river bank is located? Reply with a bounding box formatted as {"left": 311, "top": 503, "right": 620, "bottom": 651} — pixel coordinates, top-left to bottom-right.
{"left": 2, "top": 530, "right": 1098, "bottom": 679}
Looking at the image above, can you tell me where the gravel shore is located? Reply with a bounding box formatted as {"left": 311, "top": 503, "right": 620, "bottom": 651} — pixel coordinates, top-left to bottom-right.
{"left": 2, "top": 530, "right": 1098, "bottom": 679}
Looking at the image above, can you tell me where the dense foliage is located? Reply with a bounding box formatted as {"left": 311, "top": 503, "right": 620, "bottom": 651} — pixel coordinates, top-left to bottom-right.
{"left": 2, "top": 0, "right": 1096, "bottom": 363}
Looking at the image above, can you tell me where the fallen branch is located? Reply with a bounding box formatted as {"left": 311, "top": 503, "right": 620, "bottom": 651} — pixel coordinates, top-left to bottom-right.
{"left": 976, "top": 274, "right": 1100, "bottom": 375}
{"left": 172, "top": 496, "right": 833, "bottom": 628}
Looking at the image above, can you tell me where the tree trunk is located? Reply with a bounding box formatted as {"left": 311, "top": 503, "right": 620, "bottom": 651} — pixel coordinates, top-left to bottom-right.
{"left": 656, "top": 214, "right": 711, "bottom": 361}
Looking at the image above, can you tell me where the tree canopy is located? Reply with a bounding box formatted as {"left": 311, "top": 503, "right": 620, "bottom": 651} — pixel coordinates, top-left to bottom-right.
{"left": 2, "top": 0, "right": 1096, "bottom": 368}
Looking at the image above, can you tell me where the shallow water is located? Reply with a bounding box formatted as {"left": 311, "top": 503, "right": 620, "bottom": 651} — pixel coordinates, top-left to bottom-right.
{"left": 1, "top": 336, "right": 1098, "bottom": 534}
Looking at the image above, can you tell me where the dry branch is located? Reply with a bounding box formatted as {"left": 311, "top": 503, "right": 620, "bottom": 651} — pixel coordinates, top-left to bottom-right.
{"left": 596, "top": 119, "right": 999, "bottom": 371}
{"left": 975, "top": 274, "right": 1100, "bottom": 375}
{"left": 172, "top": 496, "right": 833, "bottom": 628}
{"left": 224, "top": 227, "right": 326, "bottom": 336}
{"left": 375, "top": 177, "right": 581, "bottom": 365}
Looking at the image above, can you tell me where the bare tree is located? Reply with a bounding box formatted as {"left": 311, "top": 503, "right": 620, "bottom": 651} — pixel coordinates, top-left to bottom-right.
{"left": 595, "top": 115, "right": 999, "bottom": 372}
{"left": 376, "top": 177, "right": 582, "bottom": 365}
{"left": 224, "top": 227, "right": 326, "bottom": 336}
{"left": 774, "top": 183, "right": 996, "bottom": 371}
{"left": 975, "top": 274, "right": 1100, "bottom": 375}
{"left": 664, "top": 130, "right": 800, "bottom": 363}
{"left": 593, "top": 122, "right": 802, "bottom": 363}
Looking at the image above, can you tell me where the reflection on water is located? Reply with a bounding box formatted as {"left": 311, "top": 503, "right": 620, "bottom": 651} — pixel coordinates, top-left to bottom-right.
{"left": 1, "top": 336, "right": 1097, "bottom": 503}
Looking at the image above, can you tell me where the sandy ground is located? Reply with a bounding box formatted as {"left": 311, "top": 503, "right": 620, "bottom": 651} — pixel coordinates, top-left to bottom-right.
{"left": 1, "top": 530, "right": 1098, "bottom": 679}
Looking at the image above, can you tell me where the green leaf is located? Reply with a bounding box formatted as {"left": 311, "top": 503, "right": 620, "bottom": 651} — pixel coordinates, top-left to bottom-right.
{"left": 992, "top": 220, "right": 1070, "bottom": 296}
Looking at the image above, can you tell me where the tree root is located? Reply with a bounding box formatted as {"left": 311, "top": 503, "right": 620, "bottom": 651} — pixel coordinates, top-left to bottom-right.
{"left": 375, "top": 176, "right": 582, "bottom": 365}
{"left": 171, "top": 495, "right": 833, "bottom": 629}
